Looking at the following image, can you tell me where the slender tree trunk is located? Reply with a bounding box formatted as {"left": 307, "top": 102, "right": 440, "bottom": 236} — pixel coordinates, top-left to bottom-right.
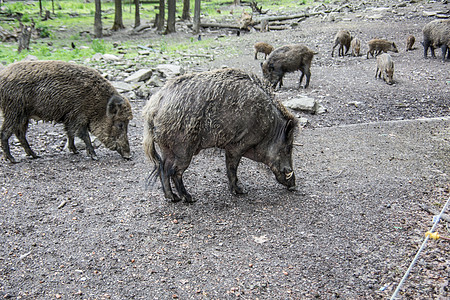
{"left": 156, "top": 0, "right": 165, "bottom": 32}
{"left": 112, "top": 0, "right": 125, "bottom": 31}
{"left": 182, "top": 0, "right": 190, "bottom": 20}
{"left": 39, "top": 0, "right": 43, "bottom": 17}
{"left": 94, "top": 0, "right": 103, "bottom": 38}
{"left": 134, "top": 0, "right": 141, "bottom": 28}
{"left": 165, "top": 0, "right": 175, "bottom": 34}
{"left": 193, "top": 0, "right": 200, "bottom": 33}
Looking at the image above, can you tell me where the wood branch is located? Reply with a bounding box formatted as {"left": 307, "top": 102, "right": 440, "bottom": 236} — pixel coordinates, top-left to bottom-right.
{"left": 421, "top": 204, "right": 450, "bottom": 222}
{"left": 181, "top": 53, "right": 214, "bottom": 60}
{"left": 255, "top": 11, "right": 323, "bottom": 24}
{"left": 187, "top": 22, "right": 245, "bottom": 30}
{"left": 0, "top": 27, "right": 17, "bottom": 42}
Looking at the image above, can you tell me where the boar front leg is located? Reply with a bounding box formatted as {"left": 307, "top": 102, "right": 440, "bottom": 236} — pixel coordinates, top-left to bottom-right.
{"left": 77, "top": 126, "right": 97, "bottom": 160}
{"left": 225, "top": 151, "right": 247, "bottom": 195}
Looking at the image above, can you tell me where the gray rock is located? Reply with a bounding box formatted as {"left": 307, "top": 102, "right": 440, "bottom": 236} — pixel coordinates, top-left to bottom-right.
{"left": 284, "top": 96, "right": 327, "bottom": 115}
{"left": 146, "top": 74, "right": 165, "bottom": 87}
{"left": 156, "top": 64, "right": 185, "bottom": 78}
{"left": 111, "top": 81, "right": 134, "bottom": 92}
{"left": 124, "top": 69, "right": 153, "bottom": 83}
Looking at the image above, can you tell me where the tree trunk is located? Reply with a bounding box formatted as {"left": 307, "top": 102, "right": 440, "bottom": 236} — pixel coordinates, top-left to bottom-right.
{"left": 233, "top": 0, "right": 241, "bottom": 5}
{"left": 134, "top": 0, "right": 141, "bottom": 28}
{"left": 193, "top": 0, "right": 200, "bottom": 33}
{"left": 182, "top": 0, "right": 190, "bottom": 20}
{"left": 39, "top": 0, "right": 43, "bottom": 17}
{"left": 94, "top": 0, "right": 103, "bottom": 38}
{"left": 165, "top": 0, "right": 175, "bottom": 34}
{"left": 112, "top": 0, "right": 125, "bottom": 31}
{"left": 156, "top": 0, "right": 165, "bottom": 32}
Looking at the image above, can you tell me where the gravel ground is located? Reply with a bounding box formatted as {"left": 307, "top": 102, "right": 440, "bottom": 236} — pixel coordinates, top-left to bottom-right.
{"left": 1, "top": 0, "right": 449, "bottom": 299}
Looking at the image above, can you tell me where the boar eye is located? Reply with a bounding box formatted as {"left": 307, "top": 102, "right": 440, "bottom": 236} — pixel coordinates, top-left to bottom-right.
{"left": 115, "top": 122, "right": 125, "bottom": 130}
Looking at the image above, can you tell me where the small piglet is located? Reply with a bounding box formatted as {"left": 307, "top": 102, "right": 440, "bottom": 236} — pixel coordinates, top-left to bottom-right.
{"left": 367, "top": 39, "right": 399, "bottom": 58}
{"left": 406, "top": 35, "right": 415, "bottom": 51}
{"left": 376, "top": 53, "right": 395, "bottom": 85}
{"left": 254, "top": 42, "right": 274, "bottom": 60}
{"left": 351, "top": 38, "right": 361, "bottom": 57}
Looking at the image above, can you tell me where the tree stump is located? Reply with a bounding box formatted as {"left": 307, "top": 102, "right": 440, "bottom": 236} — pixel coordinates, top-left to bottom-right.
{"left": 18, "top": 22, "right": 34, "bottom": 53}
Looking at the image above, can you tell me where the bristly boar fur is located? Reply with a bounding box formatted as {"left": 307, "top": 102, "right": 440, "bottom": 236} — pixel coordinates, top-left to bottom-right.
{"left": 143, "top": 68, "right": 298, "bottom": 203}
{"left": 422, "top": 19, "right": 450, "bottom": 62}
{"left": 332, "top": 30, "right": 352, "bottom": 57}
{"left": 254, "top": 42, "right": 274, "bottom": 60}
{"left": 406, "top": 35, "right": 415, "bottom": 51}
{"left": 351, "top": 38, "right": 361, "bottom": 57}
{"left": 0, "top": 60, "right": 133, "bottom": 163}
{"left": 261, "top": 44, "right": 317, "bottom": 90}
{"left": 376, "top": 53, "right": 394, "bottom": 85}
{"left": 366, "top": 39, "right": 399, "bottom": 59}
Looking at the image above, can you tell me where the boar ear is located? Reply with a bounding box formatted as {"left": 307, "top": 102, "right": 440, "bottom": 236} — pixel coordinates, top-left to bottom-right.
{"left": 107, "top": 95, "right": 125, "bottom": 118}
{"left": 283, "top": 119, "right": 296, "bottom": 141}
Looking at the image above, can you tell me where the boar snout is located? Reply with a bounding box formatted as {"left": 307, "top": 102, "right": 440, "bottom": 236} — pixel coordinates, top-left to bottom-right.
{"left": 273, "top": 166, "right": 296, "bottom": 190}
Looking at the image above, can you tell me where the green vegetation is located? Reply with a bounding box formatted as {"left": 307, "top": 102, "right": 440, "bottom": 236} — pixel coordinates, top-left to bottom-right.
{"left": 0, "top": 0, "right": 313, "bottom": 65}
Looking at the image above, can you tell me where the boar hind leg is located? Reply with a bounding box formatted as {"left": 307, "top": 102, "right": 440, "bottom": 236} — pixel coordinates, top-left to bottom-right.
{"left": 15, "top": 120, "right": 38, "bottom": 159}
{"left": 1, "top": 125, "right": 17, "bottom": 163}
{"left": 299, "top": 68, "right": 311, "bottom": 89}
{"left": 225, "top": 151, "right": 247, "bottom": 195}
{"left": 172, "top": 171, "right": 193, "bottom": 203}
{"left": 65, "top": 125, "right": 79, "bottom": 154}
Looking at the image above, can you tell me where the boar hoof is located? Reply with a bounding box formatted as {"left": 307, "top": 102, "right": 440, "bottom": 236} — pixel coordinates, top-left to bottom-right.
{"left": 231, "top": 183, "right": 248, "bottom": 195}
{"left": 183, "top": 194, "right": 196, "bottom": 204}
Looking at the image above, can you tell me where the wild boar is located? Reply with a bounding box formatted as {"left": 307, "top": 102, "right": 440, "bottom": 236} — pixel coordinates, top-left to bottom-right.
{"left": 375, "top": 53, "right": 394, "bottom": 85}
{"left": 0, "top": 60, "right": 133, "bottom": 163}
{"left": 331, "top": 30, "right": 352, "bottom": 57}
{"left": 351, "top": 38, "right": 361, "bottom": 57}
{"left": 261, "top": 44, "right": 317, "bottom": 90}
{"left": 422, "top": 19, "right": 450, "bottom": 62}
{"left": 406, "top": 35, "right": 415, "bottom": 51}
{"left": 366, "top": 39, "right": 399, "bottom": 58}
{"left": 143, "top": 68, "right": 297, "bottom": 203}
{"left": 254, "top": 42, "right": 274, "bottom": 60}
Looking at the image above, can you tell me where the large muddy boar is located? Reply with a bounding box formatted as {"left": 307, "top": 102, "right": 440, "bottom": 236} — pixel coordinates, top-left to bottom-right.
{"left": 143, "top": 68, "right": 297, "bottom": 203}
{"left": 422, "top": 19, "right": 450, "bottom": 62}
{"left": 0, "top": 60, "right": 133, "bottom": 163}
{"left": 366, "top": 39, "right": 398, "bottom": 58}
{"left": 375, "top": 53, "right": 394, "bottom": 85}
{"left": 261, "top": 44, "right": 317, "bottom": 90}
{"left": 331, "top": 30, "right": 352, "bottom": 57}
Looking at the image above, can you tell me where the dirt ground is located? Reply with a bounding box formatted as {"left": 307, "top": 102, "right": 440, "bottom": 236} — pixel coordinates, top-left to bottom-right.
{"left": 1, "top": 0, "right": 449, "bottom": 299}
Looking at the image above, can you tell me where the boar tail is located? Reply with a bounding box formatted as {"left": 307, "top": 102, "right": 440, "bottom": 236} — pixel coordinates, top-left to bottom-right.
{"left": 143, "top": 120, "right": 162, "bottom": 187}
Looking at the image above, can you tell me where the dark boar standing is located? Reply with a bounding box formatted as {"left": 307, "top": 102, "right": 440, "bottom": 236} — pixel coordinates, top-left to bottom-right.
{"left": 0, "top": 60, "right": 133, "bottom": 163}
{"left": 375, "top": 53, "right": 394, "bottom": 85}
{"left": 143, "top": 68, "right": 297, "bottom": 203}
{"left": 331, "top": 30, "right": 352, "bottom": 57}
{"left": 422, "top": 19, "right": 450, "bottom": 62}
{"left": 254, "top": 42, "right": 274, "bottom": 60}
{"left": 261, "top": 44, "right": 317, "bottom": 90}
{"left": 366, "top": 39, "right": 399, "bottom": 58}
{"left": 406, "top": 35, "right": 415, "bottom": 51}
